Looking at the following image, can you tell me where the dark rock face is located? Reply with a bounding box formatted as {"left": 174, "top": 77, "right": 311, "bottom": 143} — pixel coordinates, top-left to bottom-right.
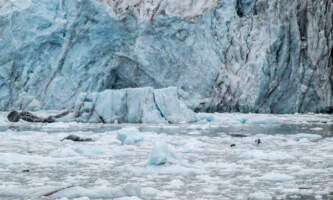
{"left": 0, "top": 0, "right": 332, "bottom": 114}
{"left": 209, "top": 0, "right": 333, "bottom": 113}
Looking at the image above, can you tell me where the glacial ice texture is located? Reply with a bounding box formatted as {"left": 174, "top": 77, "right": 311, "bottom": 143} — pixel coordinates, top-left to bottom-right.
{"left": 0, "top": 0, "right": 332, "bottom": 113}
{"left": 117, "top": 127, "right": 144, "bottom": 145}
{"left": 74, "top": 87, "right": 196, "bottom": 123}
{"left": 0, "top": 113, "right": 332, "bottom": 199}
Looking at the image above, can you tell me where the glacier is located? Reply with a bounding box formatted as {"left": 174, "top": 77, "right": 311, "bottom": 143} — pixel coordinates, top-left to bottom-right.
{"left": 0, "top": 0, "right": 332, "bottom": 119}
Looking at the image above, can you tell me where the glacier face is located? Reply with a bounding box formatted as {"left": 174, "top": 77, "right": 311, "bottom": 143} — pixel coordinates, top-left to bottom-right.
{"left": 0, "top": 0, "right": 332, "bottom": 114}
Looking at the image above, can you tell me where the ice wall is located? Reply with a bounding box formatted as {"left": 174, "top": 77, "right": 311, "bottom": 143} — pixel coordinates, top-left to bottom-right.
{"left": 0, "top": 0, "right": 332, "bottom": 114}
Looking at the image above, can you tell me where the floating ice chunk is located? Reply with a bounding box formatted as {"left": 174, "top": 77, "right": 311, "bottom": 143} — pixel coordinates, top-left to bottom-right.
{"left": 50, "top": 147, "right": 80, "bottom": 158}
{"left": 291, "top": 133, "right": 322, "bottom": 140}
{"left": 202, "top": 185, "right": 219, "bottom": 193}
{"left": 147, "top": 141, "right": 181, "bottom": 166}
{"left": 0, "top": 152, "right": 81, "bottom": 165}
{"left": 248, "top": 192, "right": 272, "bottom": 200}
{"left": 240, "top": 150, "right": 294, "bottom": 161}
{"left": 52, "top": 184, "right": 142, "bottom": 199}
{"left": 0, "top": 186, "right": 24, "bottom": 198}
{"left": 72, "top": 145, "right": 106, "bottom": 156}
{"left": 51, "top": 186, "right": 103, "bottom": 198}
{"left": 187, "top": 130, "right": 201, "bottom": 135}
{"left": 140, "top": 187, "right": 159, "bottom": 199}
{"left": 259, "top": 172, "right": 294, "bottom": 182}
{"left": 240, "top": 118, "right": 247, "bottom": 124}
{"left": 197, "top": 113, "right": 214, "bottom": 122}
{"left": 122, "top": 184, "right": 142, "bottom": 197}
{"left": 169, "top": 179, "right": 185, "bottom": 188}
{"left": 310, "top": 127, "right": 323, "bottom": 131}
{"left": 125, "top": 165, "right": 200, "bottom": 176}
{"left": 117, "top": 128, "right": 143, "bottom": 145}
{"left": 199, "top": 113, "right": 282, "bottom": 125}
{"left": 75, "top": 87, "right": 196, "bottom": 124}
{"left": 246, "top": 116, "right": 281, "bottom": 125}
{"left": 148, "top": 141, "right": 169, "bottom": 165}
{"left": 51, "top": 184, "right": 157, "bottom": 199}
{"left": 114, "top": 197, "right": 142, "bottom": 200}
{"left": 94, "top": 179, "right": 111, "bottom": 186}
{"left": 54, "top": 197, "right": 89, "bottom": 200}
{"left": 160, "top": 190, "right": 175, "bottom": 198}
{"left": 293, "top": 168, "right": 326, "bottom": 176}
{"left": 0, "top": 152, "right": 51, "bottom": 164}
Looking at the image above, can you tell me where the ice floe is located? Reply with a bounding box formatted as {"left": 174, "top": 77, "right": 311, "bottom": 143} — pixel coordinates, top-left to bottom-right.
{"left": 240, "top": 150, "right": 294, "bottom": 161}
{"left": 259, "top": 172, "right": 294, "bottom": 182}
{"left": 117, "top": 127, "right": 144, "bottom": 145}
{"left": 290, "top": 133, "right": 322, "bottom": 141}
{"left": 148, "top": 141, "right": 169, "bottom": 165}
{"left": 0, "top": 112, "right": 332, "bottom": 199}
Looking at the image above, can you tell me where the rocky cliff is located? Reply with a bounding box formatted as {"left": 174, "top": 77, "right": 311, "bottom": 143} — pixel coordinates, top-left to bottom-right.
{"left": 0, "top": 0, "right": 332, "bottom": 114}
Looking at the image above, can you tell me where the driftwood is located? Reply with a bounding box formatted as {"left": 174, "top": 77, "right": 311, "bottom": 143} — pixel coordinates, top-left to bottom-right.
{"left": 41, "top": 185, "right": 75, "bottom": 197}
{"left": 60, "top": 134, "right": 94, "bottom": 142}
{"left": 230, "top": 134, "right": 247, "bottom": 137}
{"left": 7, "top": 110, "right": 72, "bottom": 123}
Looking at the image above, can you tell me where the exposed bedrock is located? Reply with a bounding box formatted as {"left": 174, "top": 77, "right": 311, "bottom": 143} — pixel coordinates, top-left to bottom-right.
{"left": 0, "top": 0, "right": 332, "bottom": 114}
{"left": 210, "top": 0, "right": 333, "bottom": 113}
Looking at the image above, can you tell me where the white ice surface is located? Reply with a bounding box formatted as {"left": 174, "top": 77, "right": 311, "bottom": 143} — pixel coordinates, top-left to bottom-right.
{"left": 117, "top": 127, "right": 144, "bottom": 145}
{"left": 0, "top": 112, "right": 332, "bottom": 199}
{"left": 196, "top": 112, "right": 333, "bottom": 125}
{"left": 148, "top": 141, "right": 169, "bottom": 165}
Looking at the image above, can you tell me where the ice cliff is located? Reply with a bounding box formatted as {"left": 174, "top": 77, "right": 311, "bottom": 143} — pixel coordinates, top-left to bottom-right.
{"left": 0, "top": 0, "right": 332, "bottom": 115}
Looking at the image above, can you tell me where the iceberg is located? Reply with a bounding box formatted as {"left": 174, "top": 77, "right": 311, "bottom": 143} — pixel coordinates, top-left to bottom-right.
{"left": 147, "top": 141, "right": 180, "bottom": 166}
{"left": 74, "top": 87, "right": 196, "bottom": 124}
{"left": 148, "top": 141, "right": 169, "bottom": 166}
{"left": 117, "top": 127, "right": 143, "bottom": 145}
